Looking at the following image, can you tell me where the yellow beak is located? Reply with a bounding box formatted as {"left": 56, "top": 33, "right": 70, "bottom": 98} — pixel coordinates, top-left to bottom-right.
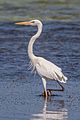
{"left": 15, "top": 21, "right": 32, "bottom": 25}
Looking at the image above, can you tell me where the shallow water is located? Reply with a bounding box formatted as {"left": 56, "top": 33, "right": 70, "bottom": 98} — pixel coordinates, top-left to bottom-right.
{"left": 0, "top": 20, "right": 80, "bottom": 120}
{"left": 0, "top": 0, "right": 80, "bottom": 120}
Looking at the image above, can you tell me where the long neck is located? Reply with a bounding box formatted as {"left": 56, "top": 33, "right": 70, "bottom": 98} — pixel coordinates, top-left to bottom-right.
{"left": 28, "top": 23, "right": 42, "bottom": 60}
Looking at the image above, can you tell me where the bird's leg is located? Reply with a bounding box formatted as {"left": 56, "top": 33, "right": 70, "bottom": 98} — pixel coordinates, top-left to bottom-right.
{"left": 42, "top": 78, "right": 47, "bottom": 97}
{"left": 42, "top": 78, "right": 53, "bottom": 97}
{"left": 43, "top": 91, "right": 47, "bottom": 97}
{"left": 47, "top": 81, "right": 64, "bottom": 93}
{"left": 57, "top": 81, "right": 64, "bottom": 91}
{"left": 47, "top": 89, "right": 52, "bottom": 96}
{"left": 43, "top": 90, "right": 52, "bottom": 97}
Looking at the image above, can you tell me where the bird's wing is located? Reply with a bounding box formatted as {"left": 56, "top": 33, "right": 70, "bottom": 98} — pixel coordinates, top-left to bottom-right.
{"left": 35, "top": 57, "right": 67, "bottom": 83}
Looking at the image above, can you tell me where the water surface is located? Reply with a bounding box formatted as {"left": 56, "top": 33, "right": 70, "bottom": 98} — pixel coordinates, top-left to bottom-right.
{"left": 0, "top": 20, "right": 80, "bottom": 120}
{"left": 0, "top": 0, "right": 80, "bottom": 120}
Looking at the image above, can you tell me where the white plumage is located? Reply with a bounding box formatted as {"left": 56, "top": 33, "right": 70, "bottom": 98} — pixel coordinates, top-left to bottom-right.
{"left": 35, "top": 57, "right": 67, "bottom": 83}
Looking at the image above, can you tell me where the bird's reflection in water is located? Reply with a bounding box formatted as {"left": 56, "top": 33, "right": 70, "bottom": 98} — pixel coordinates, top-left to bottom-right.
{"left": 32, "top": 97, "right": 68, "bottom": 120}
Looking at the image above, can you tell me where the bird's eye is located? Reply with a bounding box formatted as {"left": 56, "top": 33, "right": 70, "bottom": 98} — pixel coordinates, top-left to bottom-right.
{"left": 31, "top": 21, "right": 35, "bottom": 24}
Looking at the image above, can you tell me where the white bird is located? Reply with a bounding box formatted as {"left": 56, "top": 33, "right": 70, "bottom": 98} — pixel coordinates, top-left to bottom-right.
{"left": 15, "top": 20, "right": 68, "bottom": 97}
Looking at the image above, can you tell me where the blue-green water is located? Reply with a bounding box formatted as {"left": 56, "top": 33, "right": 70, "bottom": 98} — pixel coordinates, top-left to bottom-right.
{"left": 0, "top": 0, "right": 80, "bottom": 21}
{"left": 0, "top": 0, "right": 80, "bottom": 120}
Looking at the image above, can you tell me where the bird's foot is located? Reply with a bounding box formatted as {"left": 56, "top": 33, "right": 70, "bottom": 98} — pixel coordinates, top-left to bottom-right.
{"left": 42, "top": 89, "right": 52, "bottom": 97}
{"left": 42, "top": 86, "right": 64, "bottom": 97}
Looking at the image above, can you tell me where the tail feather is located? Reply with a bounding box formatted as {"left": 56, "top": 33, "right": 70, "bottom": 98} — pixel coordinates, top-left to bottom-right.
{"left": 55, "top": 72, "right": 68, "bottom": 83}
{"left": 60, "top": 75, "right": 68, "bottom": 83}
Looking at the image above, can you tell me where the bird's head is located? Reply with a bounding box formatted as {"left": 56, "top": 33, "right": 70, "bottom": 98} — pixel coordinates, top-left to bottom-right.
{"left": 15, "top": 19, "right": 42, "bottom": 26}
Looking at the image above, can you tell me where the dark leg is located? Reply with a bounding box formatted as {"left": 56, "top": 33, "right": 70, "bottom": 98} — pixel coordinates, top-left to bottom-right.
{"left": 47, "top": 81, "right": 64, "bottom": 93}
{"left": 42, "top": 81, "right": 64, "bottom": 97}
{"left": 57, "top": 81, "right": 64, "bottom": 91}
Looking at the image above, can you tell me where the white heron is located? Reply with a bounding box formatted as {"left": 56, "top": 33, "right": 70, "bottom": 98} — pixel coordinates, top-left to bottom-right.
{"left": 15, "top": 20, "right": 68, "bottom": 97}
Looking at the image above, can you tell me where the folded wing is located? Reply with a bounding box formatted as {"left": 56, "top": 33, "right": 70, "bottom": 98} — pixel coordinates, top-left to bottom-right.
{"left": 35, "top": 57, "right": 67, "bottom": 83}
